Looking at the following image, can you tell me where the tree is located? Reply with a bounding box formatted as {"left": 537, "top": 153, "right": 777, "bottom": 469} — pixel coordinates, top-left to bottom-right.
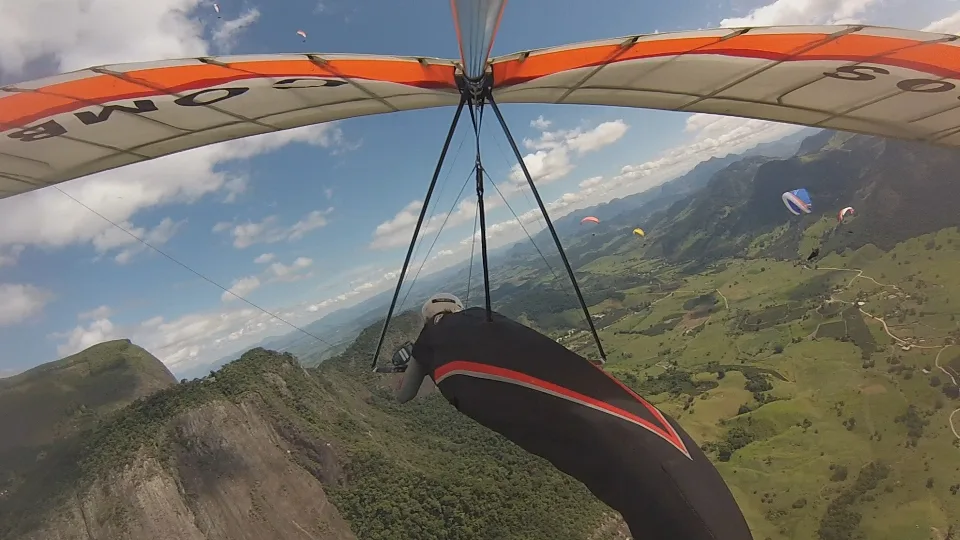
{"left": 931, "top": 376, "right": 942, "bottom": 387}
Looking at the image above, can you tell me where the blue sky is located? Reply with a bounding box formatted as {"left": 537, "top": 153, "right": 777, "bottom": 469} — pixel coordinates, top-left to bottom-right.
{"left": 0, "top": 0, "right": 958, "bottom": 378}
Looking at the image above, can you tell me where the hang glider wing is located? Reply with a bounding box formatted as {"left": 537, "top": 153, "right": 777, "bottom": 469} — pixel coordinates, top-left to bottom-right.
{"left": 5, "top": 25, "right": 960, "bottom": 202}
{"left": 490, "top": 25, "right": 960, "bottom": 147}
{"left": 0, "top": 54, "right": 459, "bottom": 199}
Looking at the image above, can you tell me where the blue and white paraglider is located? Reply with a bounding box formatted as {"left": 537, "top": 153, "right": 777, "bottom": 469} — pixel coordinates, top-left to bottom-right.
{"left": 781, "top": 188, "right": 813, "bottom": 216}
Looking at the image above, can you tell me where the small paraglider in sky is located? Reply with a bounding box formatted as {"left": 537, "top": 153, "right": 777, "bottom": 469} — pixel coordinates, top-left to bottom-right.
{"left": 214, "top": 3, "right": 221, "bottom": 18}
{"left": 633, "top": 228, "right": 645, "bottom": 237}
{"left": 838, "top": 206, "right": 855, "bottom": 223}
{"left": 581, "top": 216, "right": 599, "bottom": 236}
{"left": 782, "top": 188, "right": 812, "bottom": 216}
{"left": 297, "top": 30, "right": 308, "bottom": 42}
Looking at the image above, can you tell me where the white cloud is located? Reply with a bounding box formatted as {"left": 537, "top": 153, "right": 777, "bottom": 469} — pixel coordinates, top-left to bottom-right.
{"left": 213, "top": 207, "right": 333, "bottom": 248}
{"left": 923, "top": 11, "right": 960, "bottom": 34}
{"left": 220, "top": 256, "right": 313, "bottom": 305}
{"left": 512, "top": 119, "right": 628, "bottom": 184}
{"left": 288, "top": 210, "right": 331, "bottom": 241}
{"left": 211, "top": 8, "right": 260, "bottom": 52}
{"left": 578, "top": 176, "right": 604, "bottom": 190}
{"left": 78, "top": 305, "right": 113, "bottom": 321}
{"left": 0, "top": 0, "right": 209, "bottom": 78}
{"left": 369, "top": 200, "right": 423, "bottom": 249}
{"left": 306, "top": 267, "right": 400, "bottom": 314}
{"left": 54, "top": 318, "right": 119, "bottom": 356}
{"left": 254, "top": 253, "right": 275, "bottom": 264}
{"left": 0, "top": 283, "right": 54, "bottom": 326}
{"left": 720, "top": 0, "right": 878, "bottom": 26}
{"left": 52, "top": 305, "right": 304, "bottom": 373}
{"left": 221, "top": 275, "right": 260, "bottom": 302}
{"left": 370, "top": 119, "right": 628, "bottom": 250}
{"left": 92, "top": 217, "right": 187, "bottom": 264}
{"left": 0, "top": 125, "right": 348, "bottom": 264}
{"left": 530, "top": 116, "right": 552, "bottom": 130}
{"left": 267, "top": 257, "right": 313, "bottom": 283}
{"left": 222, "top": 177, "right": 249, "bottom": 203}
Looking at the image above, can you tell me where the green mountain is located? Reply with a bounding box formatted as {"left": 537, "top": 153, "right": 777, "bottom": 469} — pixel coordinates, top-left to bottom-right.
{"left": 0, "top": 339, "right": 177, "bottom": 536}
{"left": 0, "top": 319, "right": 627, "bottom": 540}
{"left": 511, "top": 128, "right": 816, "bottom": 260}
{"left": 0, "top": 339, "right": 176, "bottom": 452}
{"left": 624, "top": 132, "right": 960, "bottom": 266}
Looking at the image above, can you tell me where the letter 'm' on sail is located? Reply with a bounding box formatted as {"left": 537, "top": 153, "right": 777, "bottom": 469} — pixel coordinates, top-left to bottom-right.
{"left": 2, "top": 25, "right": 960, "bottom": 200}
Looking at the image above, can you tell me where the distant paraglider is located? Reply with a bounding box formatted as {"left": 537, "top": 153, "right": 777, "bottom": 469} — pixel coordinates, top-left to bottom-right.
{"left": 296, "top": 30, "right": 308, "bottom": 42}
{"left": 580, "top": 216, "right": 600, "bottom": 236}
{"left": 633, "top": 228, "right": 645, "bottom": 237}
{"left": 214, "top": 3, "right": 221, "bottom": 18}
{"left": 838, "top": 206, "right": 855, "bottom": 223}
{"left": 782, "top": 188, "right": 813, "bottom": 216}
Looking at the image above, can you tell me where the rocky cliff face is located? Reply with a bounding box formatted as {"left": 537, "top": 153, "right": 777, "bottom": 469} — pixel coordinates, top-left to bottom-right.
{"left": 1, "top": 347, "right": 358, "bottom": 540}
{"left": 17, "top": 396, "right": 355, "bottom": 540}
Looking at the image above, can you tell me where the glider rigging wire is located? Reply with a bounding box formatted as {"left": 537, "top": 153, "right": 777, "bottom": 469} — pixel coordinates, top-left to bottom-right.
{"left": 465, "top": 201, "right": 479, "bottom": 305}
{"left": 51, "top": 185, "right": 336, "bottom": 350}
{"left": 402, "top": 131, "right": 469, "bottom": 287}
{"left": 370, "top": 80, "right": 608, "bottom": 371}
{"left": 484, "top": 169, "right": 563, "bottom": 287}
{"left": 488, "top": 93, "right": 607, "bottom": 364}
{"left": 370, "top": 96, "right": 469, "bottom": 367}
{"left": 396, "top": 164, "right": 478, "bottom": 316}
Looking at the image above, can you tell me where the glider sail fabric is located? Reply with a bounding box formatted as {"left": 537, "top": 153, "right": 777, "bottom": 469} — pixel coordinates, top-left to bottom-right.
{"left": 490, "top": 25, "right": 960, "bottom": 146}
{"left": 450, "top": 0, "right": 507, "bottom": 80}
{"left": 0, "top": 54, "right": 459, "bottom": 198}
{"left": 5, "top": 25, "right": 960, "bottom": 200}
{"left": 412, "top": 308, "right": 754, "bottom": 540}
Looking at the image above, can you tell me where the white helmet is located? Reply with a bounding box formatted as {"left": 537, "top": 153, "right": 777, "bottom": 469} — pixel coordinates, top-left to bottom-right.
{"left": 422, "top": 292, "right": 464, "bottom": 321}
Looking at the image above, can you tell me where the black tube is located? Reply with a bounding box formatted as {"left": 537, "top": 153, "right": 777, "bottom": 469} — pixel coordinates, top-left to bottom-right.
{"left": 467, "top": 100, "right": 494, "bottom": 321}
{"left": 487, "top": 94, "right": 607, "bottom": 364}
{"left": 476, "top": 163, "right": 493, "bottom": 320}
{"left": 370, "top": 96, "right": 467, "bottom": 370}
